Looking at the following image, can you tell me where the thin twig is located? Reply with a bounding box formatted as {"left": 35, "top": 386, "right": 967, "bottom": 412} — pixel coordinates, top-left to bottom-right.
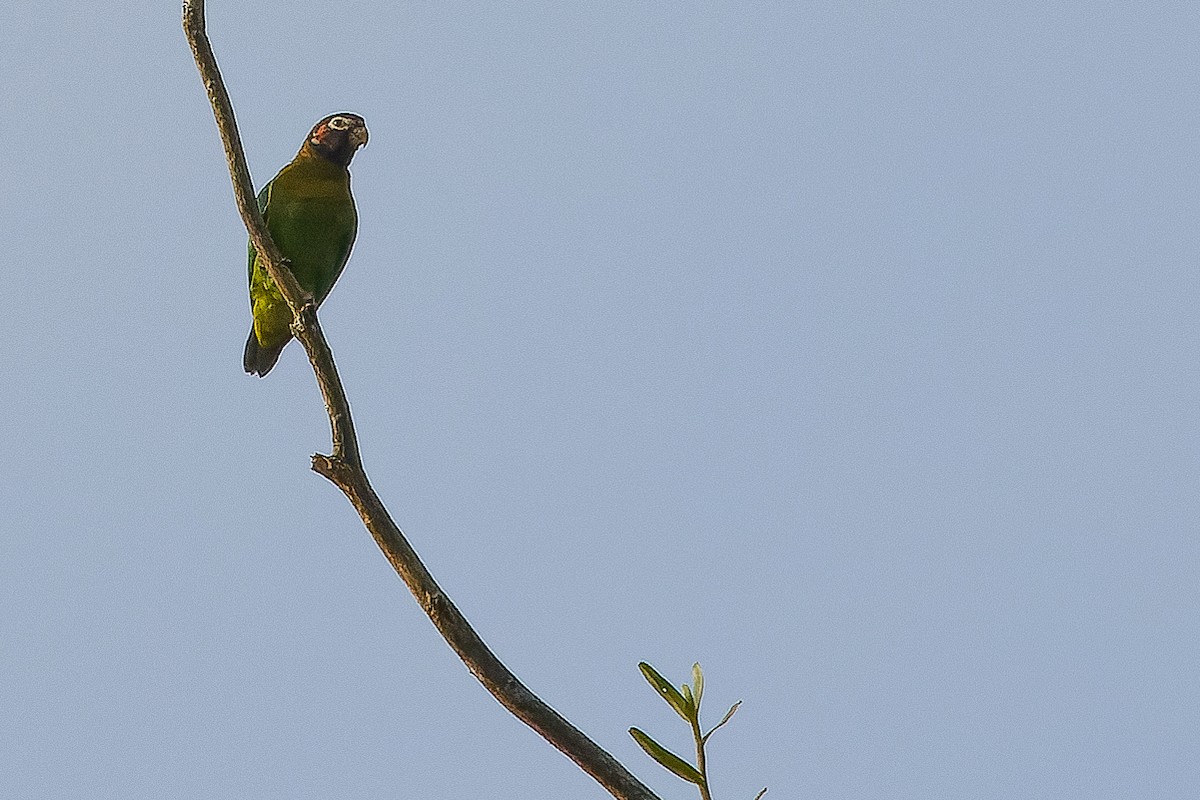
{"left": 691, "top": 714, "right": 713, "bottom": 800}
{"left": 182, "top": 3, "right": 659, "bottom": 798}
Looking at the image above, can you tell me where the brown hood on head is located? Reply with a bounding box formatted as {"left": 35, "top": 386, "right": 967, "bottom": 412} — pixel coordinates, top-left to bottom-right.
{"left": 305, "top": 113, "right": 368, "bottom": 167}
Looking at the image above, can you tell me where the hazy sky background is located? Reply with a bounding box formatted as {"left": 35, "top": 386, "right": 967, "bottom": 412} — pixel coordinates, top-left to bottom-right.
{"left": 3, "top": 2, "right": 1198, "bottom": 798}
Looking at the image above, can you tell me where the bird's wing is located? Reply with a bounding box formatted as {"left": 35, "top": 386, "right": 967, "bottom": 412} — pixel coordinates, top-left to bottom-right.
{"left": 314, "top": 214, "right": 358, "bottom": 304}
{"left": 246, "top": 181, "right": 274, "bottom": 288}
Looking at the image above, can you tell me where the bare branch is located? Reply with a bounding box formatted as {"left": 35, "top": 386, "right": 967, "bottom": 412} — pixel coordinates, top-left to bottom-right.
{"left": 182, "top": 3, "right": 659, "bottom": 798}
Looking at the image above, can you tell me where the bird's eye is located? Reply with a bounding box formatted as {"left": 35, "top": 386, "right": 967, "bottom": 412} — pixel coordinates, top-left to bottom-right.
{"left": 328, "top": 116, "right": 351, "bottom": 130}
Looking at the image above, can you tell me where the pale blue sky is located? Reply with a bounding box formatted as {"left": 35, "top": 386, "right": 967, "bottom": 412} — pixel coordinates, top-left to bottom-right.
{"left": 3, "top": 3, "right": 1198, "bottom": 798}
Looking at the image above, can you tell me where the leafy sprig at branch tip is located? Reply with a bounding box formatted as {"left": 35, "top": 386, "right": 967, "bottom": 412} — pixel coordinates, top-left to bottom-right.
{"left": 630, "top": 662, "right": 766, "bottom": 800}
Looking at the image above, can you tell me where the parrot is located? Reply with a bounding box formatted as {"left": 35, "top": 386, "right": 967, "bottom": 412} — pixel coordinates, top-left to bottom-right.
{"left": 243, "top": 112, "right": 369, "bottom": 376}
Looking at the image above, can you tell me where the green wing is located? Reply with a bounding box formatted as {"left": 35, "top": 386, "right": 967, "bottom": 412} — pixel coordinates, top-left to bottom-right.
{"left": 312, "top": 213, "right": 357, "bottom": 304}
{"left": 246, "top": 182, "right": 273, "bottom": 294}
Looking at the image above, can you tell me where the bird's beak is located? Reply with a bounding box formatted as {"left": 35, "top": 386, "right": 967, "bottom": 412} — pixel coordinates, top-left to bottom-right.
{"left": 351, "top": 125, "right": 369, "bottom": 149}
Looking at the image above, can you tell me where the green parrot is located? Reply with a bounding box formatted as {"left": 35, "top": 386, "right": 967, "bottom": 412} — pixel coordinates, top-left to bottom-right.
{"left": 243, "top": 112, "right": 369, "bottom": 376}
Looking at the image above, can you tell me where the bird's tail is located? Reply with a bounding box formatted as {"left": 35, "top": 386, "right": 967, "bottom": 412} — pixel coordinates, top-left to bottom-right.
{"left": 243, "top": 329, "right": 287, "bottom": 377}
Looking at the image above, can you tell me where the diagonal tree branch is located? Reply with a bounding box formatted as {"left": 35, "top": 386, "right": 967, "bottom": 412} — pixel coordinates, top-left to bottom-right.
{"left": 182, "top": 3, "right": 660, "bottom": 799}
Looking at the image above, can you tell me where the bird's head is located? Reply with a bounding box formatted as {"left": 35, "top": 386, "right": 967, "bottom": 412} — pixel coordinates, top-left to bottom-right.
{"left": 306, "top": 113, "right": 369, "bottom": 167}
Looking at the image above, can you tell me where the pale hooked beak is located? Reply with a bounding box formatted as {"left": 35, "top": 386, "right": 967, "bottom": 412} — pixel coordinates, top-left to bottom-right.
{"left": 351, "top": 124, "right": 369, "bottom": 149}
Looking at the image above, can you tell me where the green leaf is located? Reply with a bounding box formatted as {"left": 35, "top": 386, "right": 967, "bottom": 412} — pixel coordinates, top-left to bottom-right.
{"left": 702, "top": 700, "right": 742, "bottom": 743}
{"left": 680, "top": 683, "right": 696, "bottom": 717}
{"left": 638, "top": 662, "right": 692, "bottom": 721}
{"left": 691, "top": 662, "right": 704, "bottom": 707}
{"left": 629, "top": 728, "right": 705, "bottom": 786}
